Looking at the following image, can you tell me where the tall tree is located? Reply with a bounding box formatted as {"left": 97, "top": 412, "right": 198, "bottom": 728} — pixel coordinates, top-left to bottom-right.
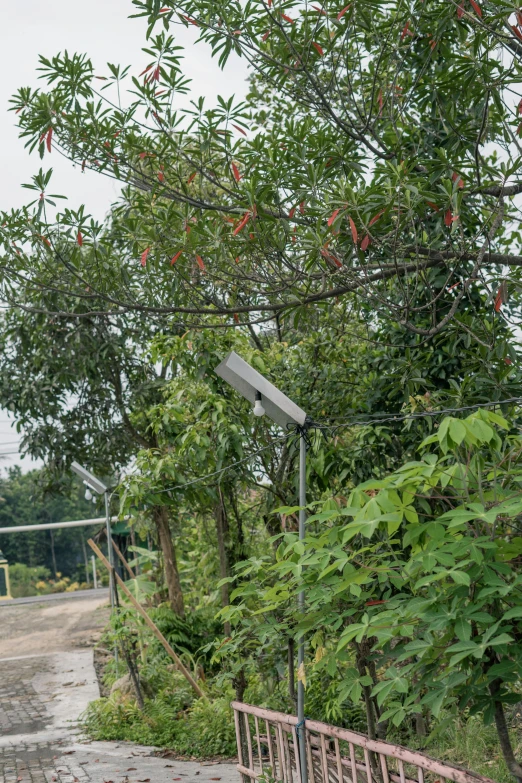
{"left": 1, "top": 0, "right": 521, "bottom": 347}
{"left": 0, "top": 296, "right": 186, "bottom": 614}
{"left": 0, "top": 466, "right": 94, "bottom": 578}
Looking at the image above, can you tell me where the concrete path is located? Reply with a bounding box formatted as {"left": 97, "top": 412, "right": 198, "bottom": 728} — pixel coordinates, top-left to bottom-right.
{"left": 0, "top": 589, "right": 109, "bottom": 608}
{"left": 0, "top": 597, "right": 239, "bottom": 783}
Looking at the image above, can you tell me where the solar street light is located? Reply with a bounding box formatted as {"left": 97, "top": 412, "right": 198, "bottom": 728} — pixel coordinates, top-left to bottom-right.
{"left": 215, "top": 351, "right": 309, "bottom": 783}
{"left": 71, "top": 461, "right": 118, "bottom": 666}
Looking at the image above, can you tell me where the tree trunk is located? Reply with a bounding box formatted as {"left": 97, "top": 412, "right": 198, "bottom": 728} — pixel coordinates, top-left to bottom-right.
{"left": 355, "top": 641, "right": 382, "bottom": 782}
{"left": 490, "top": 678, "right": 522, "bottom": 782}
{"left": 215, "top": 495, "right": 231, "bottom": 636}
{"left": 152, "top": 505, "right": 185, "bottom": 618}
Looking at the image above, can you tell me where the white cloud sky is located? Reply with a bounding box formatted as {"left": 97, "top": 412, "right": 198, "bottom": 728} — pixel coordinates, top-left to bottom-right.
{"left": 0, "top": 0, "right": 250, "bottom": 471}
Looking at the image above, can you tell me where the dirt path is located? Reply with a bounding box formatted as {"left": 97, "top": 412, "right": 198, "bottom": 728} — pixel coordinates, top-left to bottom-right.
{"left": 0, "top": 592, "right": 110, "bottom": 659}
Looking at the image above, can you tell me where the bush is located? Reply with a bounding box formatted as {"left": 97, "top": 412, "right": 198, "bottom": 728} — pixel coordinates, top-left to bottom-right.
{"left": 148, "top": 605, "right": 222, "bottom": 673}
{"left": 9, "top": 563, "right": 52, "bottom": 597}
{"left": 82, "top": 690, "right": 237, "bottom": 758}
{"left": 9, "top": 562, "right": 90, "bottom": 597}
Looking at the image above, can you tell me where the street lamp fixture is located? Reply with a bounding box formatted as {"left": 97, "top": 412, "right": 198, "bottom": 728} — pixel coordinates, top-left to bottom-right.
{"left": 71, "top": 461, "right": 108, "bottom": 495}
{"left": 253, "top": 391, "right": 265, "bottom": 418}
{"left": 214, "top": 351, "right": 309, "bottom": 783}
{"left": 71, "top": 460, "right": 118, "bottom": 666}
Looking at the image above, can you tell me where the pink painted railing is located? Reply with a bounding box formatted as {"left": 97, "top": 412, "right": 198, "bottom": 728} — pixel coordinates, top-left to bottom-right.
{"left": 231, "top": 702, "right": 496, "bottom": 783}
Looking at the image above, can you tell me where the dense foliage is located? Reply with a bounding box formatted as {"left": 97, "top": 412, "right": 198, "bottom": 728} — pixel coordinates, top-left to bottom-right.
{"left": 2, "top": 0, "right": 522, "bottom": 779}
{"left": 0, "top": 466, "right": 100, "bottom": 584}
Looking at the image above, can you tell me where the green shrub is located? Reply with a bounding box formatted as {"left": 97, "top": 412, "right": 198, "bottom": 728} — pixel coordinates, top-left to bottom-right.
{"left": 82, "top": 689, "right": 236, "bottom": 758}
{"left": 148, "top": 605, "right": 222, "bottom": 672}
{"left": 9, "top": 563, "right": 52, "bottom": 598}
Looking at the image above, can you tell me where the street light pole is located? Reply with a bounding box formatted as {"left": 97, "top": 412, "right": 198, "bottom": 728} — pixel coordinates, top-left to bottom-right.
{"left": 71, "top": 461, "right": 118, "bottom": 668}
{"left": 214, "top": 352, "right": 309, "bottom": 783}
{"left": 105, "top": 489, "right": 119, "bottom": 670}
{"left": 298, "top": 433, "right": 307, "bottom": 783}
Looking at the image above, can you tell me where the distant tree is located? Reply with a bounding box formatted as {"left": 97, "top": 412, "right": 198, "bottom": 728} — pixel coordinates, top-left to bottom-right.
{"left": 0, "top": 295, "right": 186, "bottom": 615}
{"left": 0, "top": 466, "right": 95, "bottom": 579}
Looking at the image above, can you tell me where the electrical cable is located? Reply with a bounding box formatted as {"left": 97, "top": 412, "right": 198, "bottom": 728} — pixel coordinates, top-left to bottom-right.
{"left": 136, "top": 434, "right": 290, "bottom": 496}
{"left": 141, "top": 395, "right": 522, "bottom": 495}
{"left": 315, "top": 395, "right": 522, "bottom": 431}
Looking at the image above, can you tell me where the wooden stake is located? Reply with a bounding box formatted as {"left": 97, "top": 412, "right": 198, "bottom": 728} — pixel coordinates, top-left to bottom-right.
{"left": 88, "top": 538, "right": 205, "bottom": 699}
{"left": 111, "top": 539, "right": 135, "bottom": 580}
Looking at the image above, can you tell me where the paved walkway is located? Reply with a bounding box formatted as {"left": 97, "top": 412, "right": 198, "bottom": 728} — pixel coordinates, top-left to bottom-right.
{"left": 0, "top": 615, "right": 238, "bottom": 783}
{"left": 0, "top": 589, "right": 109, "bottom": 608}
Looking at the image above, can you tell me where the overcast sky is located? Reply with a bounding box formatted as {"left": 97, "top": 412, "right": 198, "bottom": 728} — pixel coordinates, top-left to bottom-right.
{"left": 0, "top": 0, "right": 249, "bottom": 472}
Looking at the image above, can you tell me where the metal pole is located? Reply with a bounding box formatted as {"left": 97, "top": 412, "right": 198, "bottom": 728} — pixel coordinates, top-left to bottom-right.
{"left": 298, "top": 433, "right": 308, "bottom": 783}
{"left": 105, "top": 491, "right": 119, "bottom": 670}
{"left": 92, "top": 555, "right": 98, "bottom": 589}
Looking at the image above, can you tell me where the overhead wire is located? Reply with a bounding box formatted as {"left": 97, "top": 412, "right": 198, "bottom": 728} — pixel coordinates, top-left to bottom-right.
{"left": 130, "top": 396, "right": 522, "bottom": 496}
{"left": 136, "top": 434, "right": 290, "bottom": 496}
{"left": 314, "top": 395, "right": 522, "bottom": 432}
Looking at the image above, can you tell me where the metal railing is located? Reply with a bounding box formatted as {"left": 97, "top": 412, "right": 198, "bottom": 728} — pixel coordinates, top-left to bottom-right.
{"left": 231, "top": 702, "right": 496, "bottom": 783}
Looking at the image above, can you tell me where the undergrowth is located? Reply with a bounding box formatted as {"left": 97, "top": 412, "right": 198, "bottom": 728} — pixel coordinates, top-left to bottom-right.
{"left": 82, "top": 688, "right": 237, "bottom": 757}
{"left": 83, "top": 606, "right": 521, "bottom": 776}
